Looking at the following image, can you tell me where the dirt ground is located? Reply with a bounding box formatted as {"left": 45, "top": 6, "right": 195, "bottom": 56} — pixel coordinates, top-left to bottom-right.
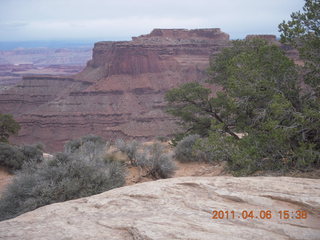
{"left": 0, "top": 167, "right": 13, "bottom": 195}
{"left": 125, "top": 161, "right": 229, "bottom": 186}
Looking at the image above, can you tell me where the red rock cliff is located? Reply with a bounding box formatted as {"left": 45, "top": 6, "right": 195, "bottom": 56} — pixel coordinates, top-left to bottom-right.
{"left": 1, "top": 28, "right": 231, "bottom": 151}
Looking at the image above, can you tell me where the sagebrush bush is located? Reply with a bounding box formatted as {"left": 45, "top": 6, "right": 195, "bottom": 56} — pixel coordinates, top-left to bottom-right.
{"left": 64, "top": 135, "right": 108, "bottom": 155}
{"left": 0, "top": 137, "right": 125, "bottom": 221}
{"left": 115, "top": 139, "right": 139, "bottom": 165}
{"left": 0, "top": 155, "right": 125, "bottom": 221}
{"left": 174, "top": 134, "right": 211, "bottom": 162}
{"left": 0, "top": 143, "right": 43, "bottom": 171}
{"left": 135, "top": 143, "right": 176, "bottom": 179}
{"left": 20, "top": 144, "right": 44, "bottom": 163}
{"left": 0, "top": 143, "right": 23, "bottom": 170}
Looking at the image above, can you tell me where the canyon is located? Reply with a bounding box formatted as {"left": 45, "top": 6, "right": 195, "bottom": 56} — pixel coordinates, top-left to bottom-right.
{"left": 0, "top": 28, "right": 231, "bottom": 151}
{"left": 0, "top": 29, "right": 297, "bottom": 152}
{"left": 0, "top": 47, "right": 91, "bottom": 90}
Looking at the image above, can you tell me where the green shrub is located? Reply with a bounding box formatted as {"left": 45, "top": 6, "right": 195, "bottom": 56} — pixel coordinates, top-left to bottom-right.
{"left": 175, "top": 134, "right": 212, "bottom": 162}
{"left": 136, "top": 143, "right": 176, "bottom": 179}
{"left": 174, "top": 134, "right": 199, "bottom": 162}
{"left": 0, "top": 137, "right": 125, "bottom": 221}
{"left": 20, "top": 144, "right": 44, "bottom": 163}
{"left": 0, "top": 143, "right": 43, "bottom": 171}
{"left": 293, "top": 143, "right": 320, "bottom": 169}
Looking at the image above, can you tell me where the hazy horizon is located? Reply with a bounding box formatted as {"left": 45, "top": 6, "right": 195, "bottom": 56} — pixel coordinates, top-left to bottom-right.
{"left": 0, "top": 40, "right": 96, "bottom": 50}
{"left": 0, "top": 0, "right": 303, "bottom": 44}
{"left": 0, "top": 27, "right": 284, "bottom": 51}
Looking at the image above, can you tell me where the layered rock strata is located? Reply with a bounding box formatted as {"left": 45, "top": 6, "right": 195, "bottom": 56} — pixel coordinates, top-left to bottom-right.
{"left": 0, "top": 28, "right": 230, "bottom": 151}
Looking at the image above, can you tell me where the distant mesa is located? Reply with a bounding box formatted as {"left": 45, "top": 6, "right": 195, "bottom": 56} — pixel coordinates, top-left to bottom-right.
{"left": 133, "top": 28, "right": 230, "bottom": 41}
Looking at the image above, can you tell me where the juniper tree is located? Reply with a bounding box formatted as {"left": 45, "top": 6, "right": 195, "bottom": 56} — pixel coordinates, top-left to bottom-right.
{"left": 166, "top": 38, "right": 319, "bottom": 175}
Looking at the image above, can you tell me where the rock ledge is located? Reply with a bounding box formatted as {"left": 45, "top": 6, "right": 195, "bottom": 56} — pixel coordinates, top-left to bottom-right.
{"left": 0, "top": 176, "right": 319, "bottom": 240}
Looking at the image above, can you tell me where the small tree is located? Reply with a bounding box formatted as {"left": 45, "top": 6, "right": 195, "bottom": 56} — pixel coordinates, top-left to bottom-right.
{"left": 279, "top": 0, "right": 320, "bottom": 96}
{"left": 278, "top": 0, "right": 320, "bottom": 168}
{"left": 0, "top": 114, "right": 20, "bottom": 143}
{"left": 166, "top": 39, "right": 300, "bottom": 140}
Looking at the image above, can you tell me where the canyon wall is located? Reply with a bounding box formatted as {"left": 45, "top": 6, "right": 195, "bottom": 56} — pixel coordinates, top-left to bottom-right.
{"left": 1, "top": 30, "right": 297, "bottom": 152}
{"left": 0, "top": 29, "right": 230, "bottom": 152}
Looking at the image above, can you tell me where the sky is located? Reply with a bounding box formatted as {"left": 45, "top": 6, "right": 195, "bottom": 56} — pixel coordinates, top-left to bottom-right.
{"left": 0, "top": 0, "right": 304, "bottom": 43}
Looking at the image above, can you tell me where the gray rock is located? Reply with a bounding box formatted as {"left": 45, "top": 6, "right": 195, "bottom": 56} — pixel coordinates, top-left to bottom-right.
{"left": 0, "top": 176, "right": 319, "bottom": 239}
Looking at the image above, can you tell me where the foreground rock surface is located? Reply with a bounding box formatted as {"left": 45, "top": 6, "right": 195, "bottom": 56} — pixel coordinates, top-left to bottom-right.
{"left": 1, "top": 176, "right": 319, "bottom": 240}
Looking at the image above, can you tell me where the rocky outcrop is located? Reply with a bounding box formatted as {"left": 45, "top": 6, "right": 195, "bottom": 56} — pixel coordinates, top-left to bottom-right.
{"left": 0, "top": 176, "right": 319, "bottom": 239}
{"left": 1, "top": 28, "right": 230, "bottom": 151}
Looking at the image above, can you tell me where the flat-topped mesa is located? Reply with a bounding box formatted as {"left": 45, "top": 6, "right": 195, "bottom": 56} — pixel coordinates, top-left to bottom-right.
{"left": 83, "top": 28, "right": 230, "bottom": 78}
{"left": 132, "top": 28, "right": 230, "bottom": 44}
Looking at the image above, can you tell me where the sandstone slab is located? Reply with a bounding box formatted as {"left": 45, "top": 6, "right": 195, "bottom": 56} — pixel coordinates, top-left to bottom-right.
{"left": 0, "top": 176, "right": 319, "bottom": 239}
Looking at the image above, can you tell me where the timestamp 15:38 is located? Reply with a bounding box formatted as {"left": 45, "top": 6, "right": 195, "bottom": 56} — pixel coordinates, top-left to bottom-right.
{"left": 211, "top": 210, "right": 308, "bottom": 220}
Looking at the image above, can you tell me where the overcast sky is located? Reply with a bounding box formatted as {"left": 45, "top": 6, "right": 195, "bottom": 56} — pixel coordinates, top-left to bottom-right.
{"left": 0, "top": 0, "right": 304, "bottom": 42}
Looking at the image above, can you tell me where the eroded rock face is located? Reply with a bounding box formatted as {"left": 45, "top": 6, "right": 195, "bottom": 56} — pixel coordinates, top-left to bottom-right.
{"left": 1, "top": 28, "right": 230, "bottom": 151}
{"left": 0, "top": 176, "right": 319, "bottom": 240}
{"left": 0, "top": 29, "right": 300, "bottom": 152}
